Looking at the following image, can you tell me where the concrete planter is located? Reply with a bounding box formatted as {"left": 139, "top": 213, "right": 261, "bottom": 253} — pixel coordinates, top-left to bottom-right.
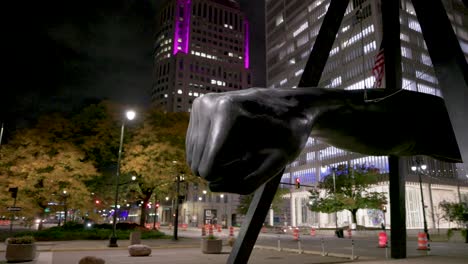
{"left": 201, "top": 239, "right": 222, "bottom": 254}
{"left": 5, "top": 243, "right": 37, "bottom": 262}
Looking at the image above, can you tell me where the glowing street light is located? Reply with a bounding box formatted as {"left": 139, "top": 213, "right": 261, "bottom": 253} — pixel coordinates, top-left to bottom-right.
{"left": 108, "top": 110, "right": 136, "bottom": 247}
{"left": 411, "top": 160, "right": 429, "bottom": 241}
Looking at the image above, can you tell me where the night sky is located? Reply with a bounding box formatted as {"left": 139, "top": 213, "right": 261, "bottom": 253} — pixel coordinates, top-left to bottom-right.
{"left": 2, "top": 0, "right": 265, "bottom": 129}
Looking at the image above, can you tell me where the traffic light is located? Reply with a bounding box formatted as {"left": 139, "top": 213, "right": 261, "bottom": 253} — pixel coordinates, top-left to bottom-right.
{"left": 95, "top": 200, "right": 100, "bottom": 205}
{"left": 155, "top": 203, "right": 160, "bottom": 209}
{"left": 295, "top": 178, "right": 301, "bottom": 189}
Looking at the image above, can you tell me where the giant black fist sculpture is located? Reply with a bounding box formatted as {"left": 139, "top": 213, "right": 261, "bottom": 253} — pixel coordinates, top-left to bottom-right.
{"left": 186, "top": 87, "right": 461, "bottom": 194}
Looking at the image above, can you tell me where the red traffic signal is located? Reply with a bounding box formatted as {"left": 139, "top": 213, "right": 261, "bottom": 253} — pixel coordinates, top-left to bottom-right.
{"left": 295, "top": 178, "right": 301, "bottom": 189}
{"left": 156, "top": 203, "right": 160, "bottom": 208}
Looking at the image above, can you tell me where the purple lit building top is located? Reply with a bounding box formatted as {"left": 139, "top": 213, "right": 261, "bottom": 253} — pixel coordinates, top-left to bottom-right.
{"left": 173, "top": 0, "right": 192, "bottom": 55}
{"left": 244, "top": 20, "right": 250, "bottom": 69}
{"left": 153, "top": 0, "right": 252, "bottom": 112}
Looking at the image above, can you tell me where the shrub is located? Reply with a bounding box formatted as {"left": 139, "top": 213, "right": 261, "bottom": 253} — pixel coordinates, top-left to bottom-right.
{"left": 9, "top": 224, "right": 168, "bottom": 241}
{"left": 116, "top": 222, "right": 141, "bottom": 230}
{"left": 93, "top": 223, "right": 112, "bottom": 230}
{"left": 6, "top": 236, "right": 35, "bottom": 244}
{"left": 205, "top": 234, "right": 218, "bottom": 240}
{"left": 61, "top": 222, "right": 85, "bottom": 230}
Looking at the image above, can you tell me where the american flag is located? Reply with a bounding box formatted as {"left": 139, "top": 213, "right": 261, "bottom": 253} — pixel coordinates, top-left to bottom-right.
{"left": 372, "top": 45, "right": 385, "bottom": 88}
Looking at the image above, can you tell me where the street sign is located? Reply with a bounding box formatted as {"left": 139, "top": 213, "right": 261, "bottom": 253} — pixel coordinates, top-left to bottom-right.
{"left": 7, "top": 207, "right": 22, "bottom": 211}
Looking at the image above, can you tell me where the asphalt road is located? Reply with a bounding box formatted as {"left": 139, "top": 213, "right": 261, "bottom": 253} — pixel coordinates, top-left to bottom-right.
{"left": 169, "top": 227, "right": 468, "bottom": 260}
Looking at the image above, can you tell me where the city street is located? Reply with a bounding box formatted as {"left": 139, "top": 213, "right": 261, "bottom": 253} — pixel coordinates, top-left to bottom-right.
{"left": 1, "top": 227, "right": 468, "bottom": 264}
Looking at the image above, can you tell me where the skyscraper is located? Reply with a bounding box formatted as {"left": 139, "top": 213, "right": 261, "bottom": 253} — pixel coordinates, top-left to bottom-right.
{"left": 152, "top": 0, "right": 251, "bottom": 228}
{"left": 266, "top": 0, "right": 468, "bottom": 227}
{"left": 152, "top": 0, "right": 252, "bottom": 112}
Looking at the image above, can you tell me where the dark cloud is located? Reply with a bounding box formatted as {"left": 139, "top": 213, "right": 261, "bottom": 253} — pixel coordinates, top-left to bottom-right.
{"left": 3, "top": 0, "right": 155, "bottom": 126}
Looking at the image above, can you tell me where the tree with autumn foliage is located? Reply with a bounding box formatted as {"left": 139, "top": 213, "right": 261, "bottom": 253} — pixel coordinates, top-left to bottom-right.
{"left": 121, "top": 108, "right": 193, "bottom": 226}
{"left": 0, "top": 114, "right": 98, "bottom": 229}
{"left": 309, "top": 165, "right": 387, "bottom": 227}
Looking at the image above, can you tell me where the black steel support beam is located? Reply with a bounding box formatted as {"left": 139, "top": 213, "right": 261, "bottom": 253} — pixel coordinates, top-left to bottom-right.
{"left": 226, "top": 170, "right": 283, "bottom": 264}
{"left": 389, "top": 156, "right": 407, "bottom": 258}
{"left": 381, "top": 0, "right": 406, "bottom": 259}
{"left": 411, "top": 0, "right": 468, "bottom": 169}
{"left": 298, "top": 0, "right": 350, "bottom": 87}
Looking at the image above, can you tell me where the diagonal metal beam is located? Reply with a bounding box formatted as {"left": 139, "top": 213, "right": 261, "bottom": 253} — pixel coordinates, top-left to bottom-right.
{"left": 298, "top": 0, "right": 350, "bottom": 87}
{"left": 226, "top": 169, "right": 283, "bottom": 264}
{"left": 411, "top": 0, "right": 468, "bottom": 170}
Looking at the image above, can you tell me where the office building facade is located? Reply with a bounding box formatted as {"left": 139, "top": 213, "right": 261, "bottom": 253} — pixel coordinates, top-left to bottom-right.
{"left": 265, "top": 0, "right": 468, "bottom": 228}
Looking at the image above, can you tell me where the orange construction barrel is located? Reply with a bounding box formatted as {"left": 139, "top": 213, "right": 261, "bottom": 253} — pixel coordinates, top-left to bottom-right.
{"left": 417, "top": 232, "right": 429, "bottom": 250}
{"left": 378, "top": 231, "right": 387, "bottom": 248}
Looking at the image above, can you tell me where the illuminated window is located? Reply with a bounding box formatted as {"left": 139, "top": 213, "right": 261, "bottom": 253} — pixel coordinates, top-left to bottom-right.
{"left": 293, "top": 21, "right": 309, "bottom": 37}
{"left": 400, "top": 33, "right": 410, "bottom": 42}
{"left": 295, "top": 69, "right": 304, "bottom": 76}
{"left": 401, "top": 46, "right": 412, "bottom": 59}
{"left": 276, "top": 14, "right": 284, "bottom": 26}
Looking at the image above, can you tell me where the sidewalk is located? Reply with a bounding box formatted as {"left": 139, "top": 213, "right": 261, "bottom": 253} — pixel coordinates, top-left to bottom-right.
{"left": 1, "top": 238, "right": 468, "bottom": 264}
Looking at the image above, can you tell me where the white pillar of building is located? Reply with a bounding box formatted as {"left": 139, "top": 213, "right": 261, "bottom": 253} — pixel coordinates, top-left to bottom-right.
{"left": 269, "top": 208, "right": 274, "bottom": 226}
{"left": 290, "top": 195, "right": 296, "bottom": 227}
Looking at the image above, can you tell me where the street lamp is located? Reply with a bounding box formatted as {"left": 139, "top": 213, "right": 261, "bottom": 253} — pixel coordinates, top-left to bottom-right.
{"left": 108, "top": 110, "right": 136, "bottom": 247}
{"left": 62, "top": 190, "right": 68, "bottom": 225}
{"left": 173, "top": 161, "right": 185, "bottom": 241}
{"left": 0, "top": 122, "right": 4, "bottom": 147}
{"left": 411, "top": 160, "right": 429, "bottom": 241}
{"left": 321, "top": 166, "right": 338, "bottom": 230}
{"left": 220, "top": 194, "right": 226, "bottom": 228}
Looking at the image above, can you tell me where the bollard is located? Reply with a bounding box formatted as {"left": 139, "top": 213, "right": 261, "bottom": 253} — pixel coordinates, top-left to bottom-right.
{"left": 321, "top": 237, "right": 326, "bottom": 256}
{"left": 277, "top": 235, "right": 281, "bottom": 251}
{"left": 298, "top": 239, "right": 302, "bottom": 254}
{"left": 350, "top": 239, "right": 354, "bottom": 260}
{"left": 348, "top": 229, "right": 352, "bottom": 239}
{"left": 229, "top": 226, "right": 234, "bottom": 237}
{"left": 385, "top": 241, "right": 388, "bottom": 259}
{"left": 217, "top": 225, "right": 222, "bottom": 233}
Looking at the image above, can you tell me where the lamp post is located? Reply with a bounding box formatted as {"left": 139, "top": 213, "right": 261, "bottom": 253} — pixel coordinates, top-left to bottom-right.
{"left": 108, "top": 110, "right": 136, "bottom": 247}
{"left": 174, "top": 174, "right": 184, "bottom": 240}
{"left": 0, "top": 122, "right": 4, "bottom": 147}
{"left": 197, "top": 196, "right": 202, "bottom": 226}
{"left": 220, "top": 194, "right": 226, "bottom": 228}
{"left": 63, "top": 190, "right": 68, "bottom": 225}
{"left": 152, "top": 194, "right": 159, "bottom": 230}
{"left": 411, "top": 160, "right": 430, "bottom": 241}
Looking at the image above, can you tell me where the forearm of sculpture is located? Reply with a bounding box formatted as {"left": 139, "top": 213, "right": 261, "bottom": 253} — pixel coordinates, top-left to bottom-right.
{"left": 186, "top": 87, "right": 460, "bottom": 194}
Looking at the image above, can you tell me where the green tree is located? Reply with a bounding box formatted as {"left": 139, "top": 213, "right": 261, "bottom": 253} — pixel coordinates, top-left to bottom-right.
{"left": 121, "top": 108, "right": 193, "bottom": 226}
{"left": 70, "top": 101, "right": 122, "bottom": 169}
{"left": 309, "top": 165, "right": 387, "bottom": 227}
{"left": 0, "top": 114, "right": 97, "bottom": 229}
{"left": 439, "top": 200, "right": 468, "bottom": 228}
